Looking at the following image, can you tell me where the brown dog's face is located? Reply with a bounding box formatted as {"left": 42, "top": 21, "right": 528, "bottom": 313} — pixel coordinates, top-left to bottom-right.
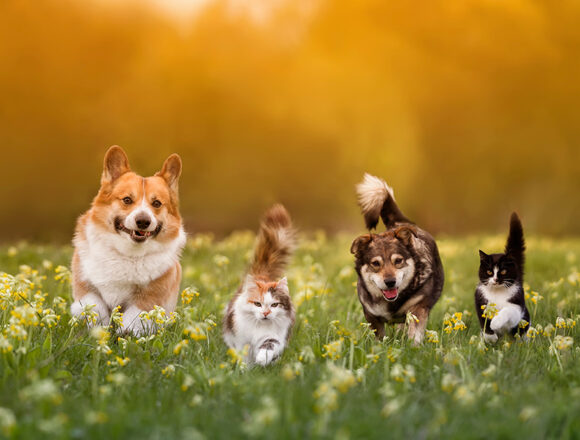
{"left": 351, "top": 227, "right": 417, "bottom": 302}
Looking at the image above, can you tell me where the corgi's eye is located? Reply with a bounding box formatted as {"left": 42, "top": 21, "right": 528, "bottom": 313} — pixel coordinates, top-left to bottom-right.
{"left": 487, "top": 270, "right": 493, "bottom": 276}
{"left": 122, "top": 197, "right": 133, "bottom": 205}
{"left": 152, "top": 200, "right": 162, "bottom": 209}
{"left": 271, "top": 303, "right": 279, "bottom": 308}
{"left": 253, "top": 302, "right": 261, "bottom": 307}
{"left": 370, "top": 260, "right": 381, "bottom": 268}
{"left": 500, "top": 269, "right": 507, "bottom": 275}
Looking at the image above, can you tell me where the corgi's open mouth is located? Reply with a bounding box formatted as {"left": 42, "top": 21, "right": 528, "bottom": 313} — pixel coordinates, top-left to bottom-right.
{"left": 114, "top": 218, "right": 162, "bottom": 243}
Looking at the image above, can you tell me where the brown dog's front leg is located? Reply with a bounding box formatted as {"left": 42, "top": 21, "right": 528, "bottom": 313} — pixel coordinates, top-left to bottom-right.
{"left": 407, "top": 306, "right": 429, "bottom": 345}
{"left": 364, "top": 312, "right": 386, "bottom": 340}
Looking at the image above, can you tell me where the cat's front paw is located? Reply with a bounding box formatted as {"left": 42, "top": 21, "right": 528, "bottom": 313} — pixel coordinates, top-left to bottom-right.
{"left": 255, "top": 349, "right": 276, "bottom": 366}
{"left": 490, "top": 314, "right": 509, "bottom": 334}
{"left": 483, "top": 331, "right": 498, "bottom": 344}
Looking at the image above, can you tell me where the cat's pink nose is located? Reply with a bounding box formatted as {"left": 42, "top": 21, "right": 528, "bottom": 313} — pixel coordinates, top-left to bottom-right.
{"left": 263, "top": 310, "right": 271, "bottom": 317}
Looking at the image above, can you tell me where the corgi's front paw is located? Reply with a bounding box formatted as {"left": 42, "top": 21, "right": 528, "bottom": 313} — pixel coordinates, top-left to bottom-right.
{"left": 120, "top": 306, "right": 155, "bottom": 336}
{"left": 122, "top": 317, "right": 154, "bottom": 337}
{"left": 70, "top": 294, "right": 110, "bottom": 327}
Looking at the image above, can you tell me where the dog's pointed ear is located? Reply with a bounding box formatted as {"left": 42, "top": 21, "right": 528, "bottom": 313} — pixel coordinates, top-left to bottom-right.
{"left": 156, "top": 153, "right": 182, "bottom": 193}
{"left": 394, "top": 226, "right": 418, "bottom": 246}
{"left": 102, "top": 146, "right": 131, "bottom": 185}
{"left": 479, "top": 250, "right": 488, "bottom": 260}
{"left": 350, "top": 234, "right": 373, "bottom": 256}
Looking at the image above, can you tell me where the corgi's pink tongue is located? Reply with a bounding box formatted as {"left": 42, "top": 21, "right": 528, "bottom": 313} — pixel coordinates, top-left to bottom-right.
{"left": 382, "top": 289, "right": 398, "bottom": 300}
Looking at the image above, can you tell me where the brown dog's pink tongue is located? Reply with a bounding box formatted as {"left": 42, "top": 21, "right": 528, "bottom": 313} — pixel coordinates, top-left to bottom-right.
{"left": 382, "top": 289, "right": 398, "bottom": 299}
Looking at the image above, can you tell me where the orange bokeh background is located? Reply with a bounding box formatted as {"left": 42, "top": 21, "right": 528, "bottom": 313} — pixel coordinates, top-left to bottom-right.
{"left": 1, "top": 0, "right": 579, "bottom": 241}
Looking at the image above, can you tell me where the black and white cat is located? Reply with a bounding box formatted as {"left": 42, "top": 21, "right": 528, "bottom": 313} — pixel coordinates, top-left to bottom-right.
{"left": 475, "top": 212, "right": 530, "bottom": 343}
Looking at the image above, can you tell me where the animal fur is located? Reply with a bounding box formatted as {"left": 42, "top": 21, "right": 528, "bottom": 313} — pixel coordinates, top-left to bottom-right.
{"left": 475, "top": 212, "right": 530, "bottom": 343}
{"left": 223, "top": 204, "right": 296, "bottom": 366}
{"left": 351, "top": 174, "right": 444, "bottom": 344}
{"left": 70, "top": 146, "right": 186, "bottom": 335}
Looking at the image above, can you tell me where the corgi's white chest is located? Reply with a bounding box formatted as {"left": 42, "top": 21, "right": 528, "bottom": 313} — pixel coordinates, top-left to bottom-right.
{"left": 76, "top": 222, "right": 185, "bottom": 308}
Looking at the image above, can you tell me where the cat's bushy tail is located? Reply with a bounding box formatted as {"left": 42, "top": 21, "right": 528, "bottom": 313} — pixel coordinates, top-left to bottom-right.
{"left": 505, "top": 212, "right": 525, "bottom": 272}
{"left": 250, "top": 204, "right": 296, "bottom": 280}
{"left": 356, "top": 173, "right": 411, "bottom": 230}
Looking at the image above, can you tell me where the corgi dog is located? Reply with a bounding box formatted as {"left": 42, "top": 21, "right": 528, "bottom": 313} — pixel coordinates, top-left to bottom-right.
{"left": 351, "top": 174, "right": 444, "bottom": 344}
{"left": 70, "top": 146, "right": 186, "bottom": 335}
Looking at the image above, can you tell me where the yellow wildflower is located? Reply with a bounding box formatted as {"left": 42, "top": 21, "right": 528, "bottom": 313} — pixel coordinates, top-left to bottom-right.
{"left": 53, "top": 266, "right": 71, "bottom": 284}
{"left": 553, "top": 335, "right": 573, "bottom": 351}
{"left": 115, "top": 356, "right": 130, "bottom": 367}
{"left": 213, "top": 255, "right": 230, "bottom": 267}
{"left": 181, "top": 287, "right": 200, "bottom": 304}
{"left": 181, "top": 375, "right": 194, "bottom": 392}
{"left": 183, "top": 325, "right": 207, "bottom": 341}
{"left": 90, "top": 326, "right": 112, "bottom": 355}
{"left": 173, "top": 339, "right": 189, "bottom": 355}
{"left": 161, "top": 364, "right": 176, "bottom": 377}
{"left": 322, "top": 338, "right": 344, "bottom": 360}
{"left": 481, "top": 303, "right": 498, "bottom": 319}
{"left": 0, "top": 335, "right": 13, "bottom": 353}
{"left": 425, "top": 330, "right": 439, "bottom": 343}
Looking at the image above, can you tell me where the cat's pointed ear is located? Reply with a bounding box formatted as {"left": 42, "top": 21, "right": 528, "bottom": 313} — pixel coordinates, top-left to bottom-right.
{"left": 244, "top": 274, "right": 256, "bottom": 290}
{"left": 276, "top": 277, "right": 289, "bottom": 293}
{"left": 479, "top": 250, "right": 488, "bottom": 260}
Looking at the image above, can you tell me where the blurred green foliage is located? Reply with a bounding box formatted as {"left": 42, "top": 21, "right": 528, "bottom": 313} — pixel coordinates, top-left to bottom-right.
{"left": 1, "top": 0, "right": 579, "bottom": 241}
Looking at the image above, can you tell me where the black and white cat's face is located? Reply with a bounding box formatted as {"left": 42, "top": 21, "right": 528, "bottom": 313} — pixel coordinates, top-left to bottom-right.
{"left": 478, "top": 250, "right": 519, "bottom": 287}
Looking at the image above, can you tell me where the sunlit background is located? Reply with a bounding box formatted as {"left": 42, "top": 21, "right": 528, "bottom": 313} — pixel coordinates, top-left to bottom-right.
{"left": 1, "top": 0, "right": 579, "bottom": 241}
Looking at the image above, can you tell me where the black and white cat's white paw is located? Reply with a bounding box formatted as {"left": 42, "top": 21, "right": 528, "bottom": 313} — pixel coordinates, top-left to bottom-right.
{"left": 490, "top": 307, "right": 521, "bottom": 334}
{"left": 483, "top": 331, "right": 498, "bottom": 344}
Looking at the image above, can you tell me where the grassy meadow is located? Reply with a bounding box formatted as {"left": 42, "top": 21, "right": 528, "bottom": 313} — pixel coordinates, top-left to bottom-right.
{"left": 0, "top": 233, "right": 579, "bottom": 439}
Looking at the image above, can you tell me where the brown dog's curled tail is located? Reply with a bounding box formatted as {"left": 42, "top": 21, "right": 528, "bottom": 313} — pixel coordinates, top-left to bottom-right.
{"left": 249, "top": 204, "right": 296, "bottom": 280}
{"left": 356, "top": 173, "right": 411, "bottom": 230}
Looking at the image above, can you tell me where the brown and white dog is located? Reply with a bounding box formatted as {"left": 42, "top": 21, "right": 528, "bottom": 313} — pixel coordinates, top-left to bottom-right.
{"left": 351, "top": 174, "right": 444, "bottom": 344}
{"left": 70, "top": 146, "right": 186, "bottom": 335}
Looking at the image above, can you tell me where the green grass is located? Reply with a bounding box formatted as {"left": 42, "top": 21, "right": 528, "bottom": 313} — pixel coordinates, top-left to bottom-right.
{"left": 0, "top": 233, "right": 579, "bottom": 439}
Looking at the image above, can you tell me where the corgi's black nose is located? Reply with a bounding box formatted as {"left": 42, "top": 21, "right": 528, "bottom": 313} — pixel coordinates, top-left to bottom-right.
{"left": 384, "top": 278, "right": 396, "bottom": 289}
{"left": 135, "top": 215, "right": 151, "bottom": 230}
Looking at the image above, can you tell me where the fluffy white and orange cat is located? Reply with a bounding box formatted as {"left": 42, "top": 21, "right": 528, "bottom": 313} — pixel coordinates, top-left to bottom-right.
{"left": 223, "top": 204, "right": 296, "bottom": 366}
{"left": 70, "top": 146, "right": 186, "bottom": 335}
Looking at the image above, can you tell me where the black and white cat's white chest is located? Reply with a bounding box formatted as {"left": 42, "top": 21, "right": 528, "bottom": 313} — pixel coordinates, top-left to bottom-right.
{"left": 477, "top": 282, "right": 522, "bottom": 310}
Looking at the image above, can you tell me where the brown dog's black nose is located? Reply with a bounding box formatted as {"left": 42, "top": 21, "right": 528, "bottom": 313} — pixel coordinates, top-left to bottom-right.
{"left": 135, "top": 214, "right": 151, "bottom": 230}
{"left": 384, "top": 278, "right": 397, "bottom": 289}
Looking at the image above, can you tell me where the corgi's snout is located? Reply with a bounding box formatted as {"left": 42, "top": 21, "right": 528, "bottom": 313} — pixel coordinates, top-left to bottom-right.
{"left": 135, "top": 213, "right": 151, "bottom": 230}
